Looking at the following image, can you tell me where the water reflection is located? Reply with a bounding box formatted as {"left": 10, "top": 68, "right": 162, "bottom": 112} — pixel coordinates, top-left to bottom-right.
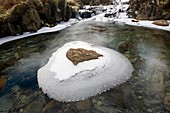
{"left": 0, "top": 21, "right": 170, "bottom": 113}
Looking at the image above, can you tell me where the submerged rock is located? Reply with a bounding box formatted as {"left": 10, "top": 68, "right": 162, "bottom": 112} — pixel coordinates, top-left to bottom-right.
{"left": 76, "top": 99, "right": 91, "bottom": 110}
{"left": 38, "top": 41, "right": 133, "bottom": 102}
{"left": 164, "top": 93, "right": 170, "bottom": 111}
{"left": 0, "top": 75, "right": 7, "bottom": 91}
{"left": 43, "top": 100, "right": 62, "bottom": 113}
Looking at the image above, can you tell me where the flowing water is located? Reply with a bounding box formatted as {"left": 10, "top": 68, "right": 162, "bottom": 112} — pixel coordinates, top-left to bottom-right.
{"left": 0, "top": 20, "right": 170, "bottom": 113}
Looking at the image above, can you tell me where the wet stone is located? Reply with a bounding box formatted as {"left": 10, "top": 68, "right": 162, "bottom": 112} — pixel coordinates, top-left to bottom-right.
{"left": 0, "top": 75, "right": 7, "bottom": 91}
{"left": 14, "top": 91, "right": 37, "bottom": 110}
{"left": 43, "top": 100, "right": 62, "bottom": 113}
{"left": 165, "top": 80, "right": 170, "bottom": 92}
{"left": 0, "top": 94, "right": 18, "bottom": 112}
{"left": 164, "top": 93, "right": 170, "bottom": 111}
{"left": 97, "top": 101, "right": 102, "bottom": 106}
{"left": 147, "top": 108, "right": 153, "bottom": 113}
{"left": 93, "top": 105, "right": 123, "bottom": 113}
{"left": 151, "top": 72, "right": 165, "bottom": 92}
{"left": 78, "top": 111, "right": 90, "bottom": 113}
{"left": 66, "top": 48, "right": 103, "bottom": 65}
{"left": 137, "top": 96, "right": 143, "bottom": 100}
{"left": 22, "top": 93, "right": 44, "bottom": 113}
{"left": 76, "top": 99, "right": 91, "bottom": 111}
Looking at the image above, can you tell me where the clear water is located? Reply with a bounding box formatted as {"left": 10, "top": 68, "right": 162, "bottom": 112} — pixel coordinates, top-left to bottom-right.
{"left": 0, "top": 21, "right": 170, "bottom": 113}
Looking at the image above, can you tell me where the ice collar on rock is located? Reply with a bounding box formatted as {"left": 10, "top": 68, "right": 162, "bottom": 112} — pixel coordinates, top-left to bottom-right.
{"left": 37, "top": 41, "right": 133, "bottom": 102}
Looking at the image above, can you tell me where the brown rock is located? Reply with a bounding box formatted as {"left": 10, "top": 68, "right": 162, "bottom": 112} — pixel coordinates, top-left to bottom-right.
{"left": 0, "top": 75, "right": 7, "bottom": 91}
{"left": 76, "top": 99, "right": 91, "bottom": 110}
{"left": 152, "top": 20, "right": 169, "bottom": 26}
{"left": 43, "top": 100, "right": 61, "bottom": 113}
{"left": 66, "top": 48, "right": 103, "bottom": 65}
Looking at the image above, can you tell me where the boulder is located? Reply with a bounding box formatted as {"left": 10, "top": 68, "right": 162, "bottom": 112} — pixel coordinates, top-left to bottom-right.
{"left": 152, "top": 20, "right": 169, "bottom": 26}
{"left": 0, "top": 0, "right": 43, "bottom": 37}
{"left": 65, "top": 0, "right": 79, "bottom": 19}
{"left": 127, "top": 0, "right": 170, "bottom": 20}
{"left": 0, "top": 0, "right": 80, "bottom": 37}
{"left": 0, "top": 22, "right": 22, "bottom": 37}
{"left": 136, "top": 2, "right": 163, "bottom": 20}
{"left": 22, "top": 8, "right": 42, "bottom": 32}
{"left": 41, "top": 0, "right": 63, "bottom": 24}
{"left": 66, "top": 48, "right": 103, "bottom": 65}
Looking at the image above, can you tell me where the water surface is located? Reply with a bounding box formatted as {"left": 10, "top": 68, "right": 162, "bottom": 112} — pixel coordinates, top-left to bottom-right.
{"left": 0, "top": 21, "right": 170, "bottom": 113}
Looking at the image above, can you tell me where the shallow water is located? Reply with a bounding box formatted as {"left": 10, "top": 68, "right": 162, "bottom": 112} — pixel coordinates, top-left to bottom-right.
{"left": 0, "top": 20, "right": 170, "bottom": 113}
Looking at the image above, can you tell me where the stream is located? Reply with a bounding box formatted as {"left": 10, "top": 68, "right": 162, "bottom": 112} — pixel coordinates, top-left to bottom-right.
{"left": 0, "top": 20, "right": 170, "bottom": 113}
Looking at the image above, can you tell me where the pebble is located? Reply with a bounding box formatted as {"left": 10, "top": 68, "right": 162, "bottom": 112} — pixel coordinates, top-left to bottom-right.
{"left": 92, "top": 99, "right": 97, "bottom": 104}
{"left": 147, "top": 108, "right": 153, "bottom": 112}
{"left": 76, "top": 99, "right": 91, "bottom": 110}
{"left": 97, "top": 101, "right": 102, "bottom": 106}
{"left": 137, "top": 96, "right": 143, "bottom": 100}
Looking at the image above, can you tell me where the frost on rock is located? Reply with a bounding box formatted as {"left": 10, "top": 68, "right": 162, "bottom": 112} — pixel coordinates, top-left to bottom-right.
{"left": 37, "top": 41, "right": 133, "bottom": 102}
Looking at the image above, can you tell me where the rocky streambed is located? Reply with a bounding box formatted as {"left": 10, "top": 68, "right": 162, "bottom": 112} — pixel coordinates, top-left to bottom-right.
{"left": 0, "top": 20, "right": 170, "bottom": 113}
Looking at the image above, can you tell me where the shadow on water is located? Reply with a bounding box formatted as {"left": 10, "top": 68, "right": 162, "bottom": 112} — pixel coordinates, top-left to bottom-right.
{"left": 0, "top": 21, "right": 170, "bottom": 113}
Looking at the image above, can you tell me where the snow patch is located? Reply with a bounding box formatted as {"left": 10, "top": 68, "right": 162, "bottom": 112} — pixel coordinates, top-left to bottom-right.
{"left": 37, "top": 41, "right": 133, "bottom": 102}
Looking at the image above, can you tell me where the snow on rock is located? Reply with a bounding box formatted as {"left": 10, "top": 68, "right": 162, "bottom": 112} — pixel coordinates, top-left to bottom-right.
{"left": 37, "top": 41, "right": 133, "bottom": 102}
{"left": 0, "top": 19, "right": 78, "bottom": 45}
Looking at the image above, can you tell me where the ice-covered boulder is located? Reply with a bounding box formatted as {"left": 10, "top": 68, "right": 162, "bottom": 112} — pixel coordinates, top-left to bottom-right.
{"left": 37, "top": 41, "right": 133, "bottom": 102}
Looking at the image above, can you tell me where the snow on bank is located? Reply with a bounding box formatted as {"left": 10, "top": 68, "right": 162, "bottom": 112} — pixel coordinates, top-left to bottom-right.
{"left": 94, "top": 8, "right": 170, "bottom": 32}
{"left": 115, "top": 13, "right": 170, "bottom": 31}
{"left": 1, "top": 4, "right": 170, "bottom": 45}
{"left": 0, "top": 19, "right": 78, "bottom": 45}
